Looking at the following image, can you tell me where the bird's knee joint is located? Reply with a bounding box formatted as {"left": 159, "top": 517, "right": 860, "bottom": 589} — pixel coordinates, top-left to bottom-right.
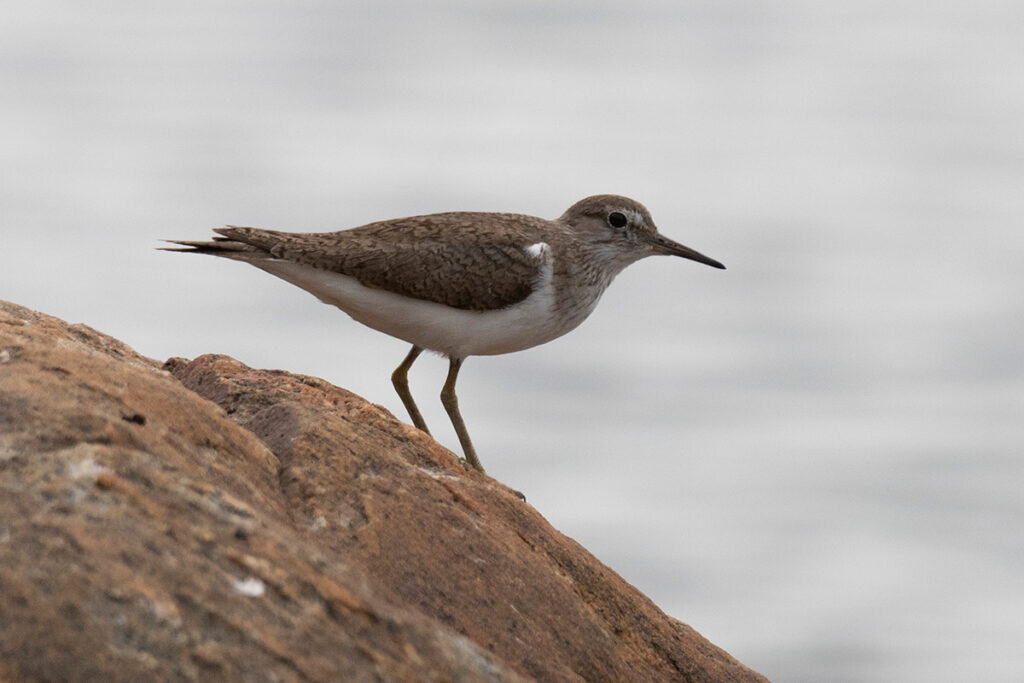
{"left": 440, "top": 389, "right": 458, "bottom": 411}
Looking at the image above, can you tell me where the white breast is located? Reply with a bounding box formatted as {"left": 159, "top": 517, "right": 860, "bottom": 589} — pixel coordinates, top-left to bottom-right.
{"left": 251, "top": 243, "right": 587, "bottom": 358}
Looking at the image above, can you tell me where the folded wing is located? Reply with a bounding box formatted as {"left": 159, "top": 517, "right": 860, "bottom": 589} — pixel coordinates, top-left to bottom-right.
{"left": 164, "top": 212, "right": 550, "bottom": 312}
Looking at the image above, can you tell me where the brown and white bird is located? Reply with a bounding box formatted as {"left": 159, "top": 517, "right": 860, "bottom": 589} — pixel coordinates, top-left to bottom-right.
{"left": 165, "top": 195, "right": 724, "bottom": 473}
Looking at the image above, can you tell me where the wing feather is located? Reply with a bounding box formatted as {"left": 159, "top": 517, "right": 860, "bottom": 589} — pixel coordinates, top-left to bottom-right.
{"left": 214, "top": 212, "right": 552, "bottom": 311}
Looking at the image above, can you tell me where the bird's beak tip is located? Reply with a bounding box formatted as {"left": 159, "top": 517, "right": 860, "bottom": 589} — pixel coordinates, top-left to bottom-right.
{"left": 654, "top": 235, "right": 726, "bottom": 270}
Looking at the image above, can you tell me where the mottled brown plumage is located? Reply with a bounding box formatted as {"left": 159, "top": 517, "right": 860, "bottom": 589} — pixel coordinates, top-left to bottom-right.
{"left": 212, "top": 212, "right": 555, "bottom": 311}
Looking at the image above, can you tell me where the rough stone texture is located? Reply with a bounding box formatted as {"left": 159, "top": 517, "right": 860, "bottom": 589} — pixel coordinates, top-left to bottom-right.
{"left": 0, "top": 300, "right": 767, "bottom": 683}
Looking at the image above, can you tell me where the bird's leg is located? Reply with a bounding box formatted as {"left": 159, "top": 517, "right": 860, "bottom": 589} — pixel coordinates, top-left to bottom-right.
{"left": 440, "top": 357, "right": 484, "bottom": 472}
{"left": 392, "top": 345, "right": 430, "bottom": 434}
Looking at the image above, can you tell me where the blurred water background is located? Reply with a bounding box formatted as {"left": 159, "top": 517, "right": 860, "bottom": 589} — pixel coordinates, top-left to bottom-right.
{"left": 3, "top": 2, "right": 1022, "bottom": 681}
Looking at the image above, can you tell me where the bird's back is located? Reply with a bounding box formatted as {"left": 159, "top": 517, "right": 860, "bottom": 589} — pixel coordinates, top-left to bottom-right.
{"left": 212, "top": 212, "right": 556, "bottom": 311}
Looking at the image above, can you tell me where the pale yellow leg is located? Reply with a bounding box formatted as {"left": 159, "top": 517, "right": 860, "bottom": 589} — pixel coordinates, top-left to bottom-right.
{"left": 440, "top": 357, "right": 484, "bottom": 472}
{"left": 391, "top": 345, "right": 430, "bottom": 434}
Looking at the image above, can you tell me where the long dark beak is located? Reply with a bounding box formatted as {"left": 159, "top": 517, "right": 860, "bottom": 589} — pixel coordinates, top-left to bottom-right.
{"left": 651, "top": 234, "right": 726, "bottom": 269}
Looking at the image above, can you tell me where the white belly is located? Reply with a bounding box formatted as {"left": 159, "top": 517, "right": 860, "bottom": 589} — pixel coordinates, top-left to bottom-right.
{"left": 253, "top": 259, "right": 582, "bottom": 358}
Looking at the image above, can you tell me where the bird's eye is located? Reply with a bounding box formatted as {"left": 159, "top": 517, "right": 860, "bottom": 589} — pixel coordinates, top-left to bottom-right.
{"left": 607, "top": 212, "right": 628, "bottom": 229}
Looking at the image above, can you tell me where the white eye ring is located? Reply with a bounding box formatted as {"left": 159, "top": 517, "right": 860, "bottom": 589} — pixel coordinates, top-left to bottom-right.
{"left": 607, "top": 211, "right": 628, "bottom": 229}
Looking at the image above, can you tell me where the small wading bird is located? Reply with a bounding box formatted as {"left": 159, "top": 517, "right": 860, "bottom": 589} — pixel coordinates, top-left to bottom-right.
{"left": 164, "top": 195, "right": 724, "bottom": 473}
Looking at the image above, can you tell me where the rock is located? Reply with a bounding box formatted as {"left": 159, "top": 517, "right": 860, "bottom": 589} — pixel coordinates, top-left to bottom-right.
{"left": 0, "top": 300, "right": 766, "bottom": 682}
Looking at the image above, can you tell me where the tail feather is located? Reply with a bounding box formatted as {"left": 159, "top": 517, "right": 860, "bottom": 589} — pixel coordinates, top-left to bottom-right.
{"left": 158, "top": 232, "right": 271, "bottom": 260}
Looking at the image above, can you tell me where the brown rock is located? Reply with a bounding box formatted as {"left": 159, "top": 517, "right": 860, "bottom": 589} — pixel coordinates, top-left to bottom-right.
{"left": 0, "top": 300, "right": 766, "bottom": 682}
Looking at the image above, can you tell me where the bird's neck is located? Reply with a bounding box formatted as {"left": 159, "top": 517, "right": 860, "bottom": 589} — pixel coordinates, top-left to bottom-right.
{"left": 549, "top": 240, "right": 640, "bottom": 325}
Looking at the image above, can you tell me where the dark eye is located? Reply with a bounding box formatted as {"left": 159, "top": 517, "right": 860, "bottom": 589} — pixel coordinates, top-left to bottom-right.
{"left": 608, "top": 211, "right": 628, "bottom": 229}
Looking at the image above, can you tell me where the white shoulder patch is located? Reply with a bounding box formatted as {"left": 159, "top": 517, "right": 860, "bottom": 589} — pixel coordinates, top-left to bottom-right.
{"left": 524, "top": 242, "right": 549, "bottom": 259}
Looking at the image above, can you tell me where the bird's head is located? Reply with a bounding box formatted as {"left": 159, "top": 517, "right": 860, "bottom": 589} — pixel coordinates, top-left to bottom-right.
{"left": 559, "top": 195, "right": 725, "bottom": 270}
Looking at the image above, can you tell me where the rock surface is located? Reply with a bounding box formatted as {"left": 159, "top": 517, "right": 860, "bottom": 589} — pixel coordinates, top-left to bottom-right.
{"left": 0, "top": 300, "right": 767, "bottom": 682}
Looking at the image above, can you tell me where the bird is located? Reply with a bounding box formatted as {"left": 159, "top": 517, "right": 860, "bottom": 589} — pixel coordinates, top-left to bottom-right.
{"left": 163, "top": 195, "right": 724, "bottom": 473}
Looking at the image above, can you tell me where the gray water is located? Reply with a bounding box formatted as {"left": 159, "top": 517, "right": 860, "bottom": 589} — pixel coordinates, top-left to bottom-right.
{"left": 3, "top": 2, "right": 1022, "bottom": 681}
